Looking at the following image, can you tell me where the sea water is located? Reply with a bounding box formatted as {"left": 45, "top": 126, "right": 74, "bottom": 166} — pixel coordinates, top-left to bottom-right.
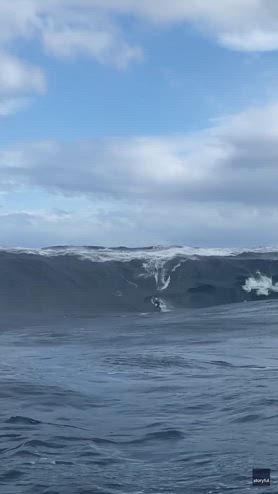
{"left": 1, "top": 301, "right": 278, "bottom": 493}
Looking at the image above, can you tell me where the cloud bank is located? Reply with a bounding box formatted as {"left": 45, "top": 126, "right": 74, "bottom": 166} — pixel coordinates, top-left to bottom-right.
{"left": 1, "top": 102, "right": 278, "bottom": 246}
{"left": 1, "top": 102, "right": 278, "bottom": 204}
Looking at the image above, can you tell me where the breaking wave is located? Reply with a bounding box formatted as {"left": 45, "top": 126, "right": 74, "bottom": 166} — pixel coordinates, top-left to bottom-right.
{"left": 1, "top": 245, "right": 278, "bottom": 314}
{"left": 243, "top": 272, "right": 278, "bottom": 296}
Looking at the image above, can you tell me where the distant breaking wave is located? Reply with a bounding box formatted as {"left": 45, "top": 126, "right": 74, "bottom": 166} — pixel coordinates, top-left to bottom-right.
{"left": 1, "top": 245, "right": 278, "bottom": 315}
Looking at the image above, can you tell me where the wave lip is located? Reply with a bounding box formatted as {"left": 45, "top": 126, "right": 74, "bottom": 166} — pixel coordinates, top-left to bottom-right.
{"left": 2, "top": 244, "right": 278, "bottom": 261}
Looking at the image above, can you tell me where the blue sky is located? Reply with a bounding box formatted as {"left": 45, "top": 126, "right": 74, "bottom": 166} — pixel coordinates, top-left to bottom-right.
{"left": 2, "top": 0, "right": 278, "bottom": 247}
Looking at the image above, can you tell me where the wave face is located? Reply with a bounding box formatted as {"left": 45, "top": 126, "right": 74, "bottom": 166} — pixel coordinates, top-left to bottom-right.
{"left": 2, "top": 246, "right": 278, "bottom": 314}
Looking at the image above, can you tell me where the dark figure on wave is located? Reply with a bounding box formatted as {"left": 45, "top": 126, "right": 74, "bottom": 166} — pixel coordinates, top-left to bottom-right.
{"left": 151, "top": 297, "right": 162, "bottom": 312}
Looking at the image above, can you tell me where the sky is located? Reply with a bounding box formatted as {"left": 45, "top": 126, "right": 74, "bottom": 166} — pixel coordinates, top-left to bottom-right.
{"left": 2, "top": 0, "right": 278, "bottom": 247}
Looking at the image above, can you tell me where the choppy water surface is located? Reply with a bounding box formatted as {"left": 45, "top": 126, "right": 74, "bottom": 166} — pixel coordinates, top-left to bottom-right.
{"left": 1, "top": 301, "right": 278, "bottom": 493}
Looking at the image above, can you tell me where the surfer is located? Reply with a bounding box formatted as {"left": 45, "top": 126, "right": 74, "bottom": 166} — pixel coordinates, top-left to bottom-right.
{"left": 152, "top": 297, "right": 161, "bottom": 311}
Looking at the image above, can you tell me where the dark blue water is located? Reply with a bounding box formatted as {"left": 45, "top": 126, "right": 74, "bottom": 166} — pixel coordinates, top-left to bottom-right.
{"left": 1, "top": 301, "right": 278, "bottom": 493}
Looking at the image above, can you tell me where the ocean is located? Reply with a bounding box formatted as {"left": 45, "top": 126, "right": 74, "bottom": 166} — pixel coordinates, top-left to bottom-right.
{"left": 1, "top": 246, "right": 278, "bottom": 493}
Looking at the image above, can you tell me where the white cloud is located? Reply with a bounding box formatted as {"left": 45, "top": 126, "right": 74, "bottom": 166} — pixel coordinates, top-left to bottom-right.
{"left": 0, "top": 0, "right": 39, "bottom": 44}
{"left": 0, "top": 2, "right": 45, "bottom": 115}
{"left": 0, "top": 37, "right": 45, "bottom": 118}
{"left": 1, "top": 101, "right": 278, "bottom": 204}
{"left": 93, "top": 1, "right": 278, "bottom": 56}
{"left": 42, "top": 26, "right": 142, "bottom": 68}
{"left": 1, "top": 101, "right": 278, "bottom": 244}
{"left": 0, "top": 97, "right": 31, "bottom": 116}
{"left": 0, "top": 0, "right": 142, "bottom": 68}
{"left": 0, "top": 0, "right": 141, "bottom": 116}
{"left": 1, "top": 201, "right": 278, "bottom": 247}
{"left": 64, "top": 0, "right": 278, "bottom": 52}
{"left": 0, "top": 0, "right": 278, "bottom": 79}
{"left": 221, "top": 30, "right": 278, "bottom": 52}
{"left": 0, "top": 135, "right": 225, "bottom": 199}
{"left": 1, "top": 0, "right": 278, "bottom": 117}
{"left": 0, "top": 53, "right": 46, "bottom": 95}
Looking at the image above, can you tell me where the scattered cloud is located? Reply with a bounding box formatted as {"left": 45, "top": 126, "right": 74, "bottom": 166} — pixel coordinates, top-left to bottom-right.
{"left": 1, "top": 101, "right": 278, "bottom": 245}
{"left": 42, "top": 26, "right": 142, "bottom": 68}
{"left": 220, "top": 29, "right": 278, "bottom": 52}
{"left": 0, "top": 97, "right": 31, "bottom": 116}
{"left": 1, "top": 0, "right": 278, "bottom": 116}
{"left": 1, "top": 102, "right": 278, "bottom": 204}
{"left": 0, "top": 51, "right": 45, "bottom": 118}
{"left": 0, "top": 53, "right": 46, "bottom": 95}
{"left": 0, "top": 0, "right": 143, "bottom": 70}
{"left": 62, "top": 0, "right": 278, "bottom": 52}
{"left": 4, "top": 0, "right": 278, "bottom": 56}
{"left": 0, "top": 0, "right": 142, "bottom": 116}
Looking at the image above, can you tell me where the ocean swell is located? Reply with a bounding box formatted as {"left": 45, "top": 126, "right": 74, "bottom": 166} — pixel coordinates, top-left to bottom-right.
{"left": 1, "top": 246, "right": 278, "bottom": 314}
